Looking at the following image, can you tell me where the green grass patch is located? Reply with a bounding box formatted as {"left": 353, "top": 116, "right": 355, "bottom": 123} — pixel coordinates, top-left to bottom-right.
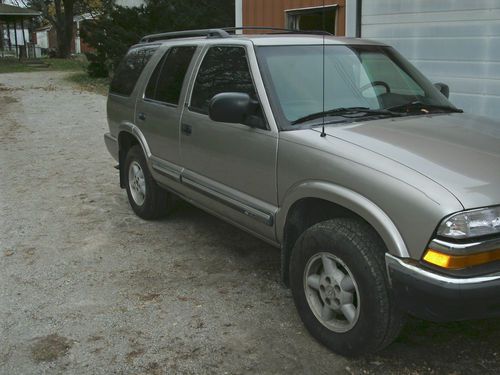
{"left": 43, "top": 58, "right": 88, "bottom": 71}
{"left": 0, "top": 57, "right": 87, "bottom": 74}
{"left": 65, "top": 72, "right": 110, "bottom": 96}
{"left": 0, "top": 62, "right": 35, "bottom": 74}
{"left": 1, "top": 56, "right": 109, "bottom": 95}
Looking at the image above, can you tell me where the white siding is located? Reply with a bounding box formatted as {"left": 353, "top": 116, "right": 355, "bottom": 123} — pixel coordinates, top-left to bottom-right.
{"left": 36, "top": 30, "right": 49, "bottom": 49}
{"left": 7, "top": 29, "right": 29, "bottom": 46}
{"left": 361, "top": 0, "right": 500, "bottom": 120}
{"left": 114, "top": 0, "right": 145, "bottom": 8}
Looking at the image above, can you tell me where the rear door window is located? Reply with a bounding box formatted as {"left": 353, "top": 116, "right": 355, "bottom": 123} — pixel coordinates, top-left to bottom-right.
{"left": 110, "top": 46, "right": 158, "bottom": 96}
{"left": 145, "top": 46, "right": 197, "bottom": 105}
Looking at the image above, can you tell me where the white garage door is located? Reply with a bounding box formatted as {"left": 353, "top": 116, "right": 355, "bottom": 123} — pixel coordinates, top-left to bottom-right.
{"left": 361, "top": 0, "right": 500, "bottom": 120}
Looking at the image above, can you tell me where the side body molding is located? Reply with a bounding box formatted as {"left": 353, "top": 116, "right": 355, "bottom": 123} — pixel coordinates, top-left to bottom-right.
{"left": 276, "top": 180, "right": 410, "bottom": 258}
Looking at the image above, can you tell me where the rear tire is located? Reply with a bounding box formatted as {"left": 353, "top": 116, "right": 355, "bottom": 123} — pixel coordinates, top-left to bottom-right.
{"left": 289, "top": 218, "right": 405, "bottom": 357}
{"left": 124, "top": 145, "right": 170, "bottom": 220}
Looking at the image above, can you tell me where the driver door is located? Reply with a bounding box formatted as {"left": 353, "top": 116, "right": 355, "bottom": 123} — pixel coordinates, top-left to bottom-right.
{"left": 179, "top": 44, "right": 278, "bottom": 241}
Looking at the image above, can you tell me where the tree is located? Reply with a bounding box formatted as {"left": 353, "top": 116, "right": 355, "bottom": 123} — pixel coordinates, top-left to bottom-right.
{"left": 29, "top": 0, "right": 103, "bottom": 58}
{"left": 81, "top": 0, "right": 234, "bottom": 77}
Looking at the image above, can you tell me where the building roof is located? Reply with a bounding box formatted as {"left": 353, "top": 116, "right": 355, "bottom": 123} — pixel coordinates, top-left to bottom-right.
{"left": 0, "top": 3, "right": 40, "bottom": 17}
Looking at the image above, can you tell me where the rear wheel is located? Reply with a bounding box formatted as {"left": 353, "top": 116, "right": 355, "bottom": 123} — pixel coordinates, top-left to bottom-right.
{"left": 289, "top": 218, "right": 405, "bottom": 357}
{"left": 124, "top": 145, "right": 171, "bottom": 220}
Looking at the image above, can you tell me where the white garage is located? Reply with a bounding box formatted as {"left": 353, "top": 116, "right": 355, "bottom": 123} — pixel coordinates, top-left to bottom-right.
{"left": 352, "top": 0, "right": 500, "bottom": 120}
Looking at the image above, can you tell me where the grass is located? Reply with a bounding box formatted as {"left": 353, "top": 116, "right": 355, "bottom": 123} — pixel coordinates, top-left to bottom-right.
{"left": 0, "top": 56, "right": 109, "bottom": 95}
{"left": 0, "top": 57, "right": 87, "bottom": 74}
{"left": 65, "top": 72, "right": 109, "bottom": 96}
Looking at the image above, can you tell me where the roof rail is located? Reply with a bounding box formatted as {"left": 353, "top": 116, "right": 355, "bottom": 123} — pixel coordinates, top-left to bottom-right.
{"left": 140, "top": 29, "right": 230, "bottom": 43}
{"left": 140, "top": 26, "right": 333, "bottom": 43}
{"left": 223, "top": 26, "right": 333, "bottom": 36}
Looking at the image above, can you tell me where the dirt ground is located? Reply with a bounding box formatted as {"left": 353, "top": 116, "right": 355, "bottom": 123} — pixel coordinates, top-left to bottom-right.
{"left": 0, "top": 71, "right": 499, "bottom": 375}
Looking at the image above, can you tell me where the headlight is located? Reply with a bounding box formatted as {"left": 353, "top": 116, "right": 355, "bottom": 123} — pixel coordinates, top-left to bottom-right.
{"left": 437, "top": 206, "right": 500, "bottom": 239}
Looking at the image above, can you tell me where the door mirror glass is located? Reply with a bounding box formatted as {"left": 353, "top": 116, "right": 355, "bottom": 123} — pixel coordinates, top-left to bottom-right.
{"left": 434, "top": 82, "right": 450, "bottom": 98}
{"left": 209, "top": 92, "right": 255, "bottom": 124}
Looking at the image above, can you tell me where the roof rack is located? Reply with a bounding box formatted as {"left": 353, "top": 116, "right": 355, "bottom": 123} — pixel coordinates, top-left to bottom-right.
{"left": 140, "top": 27, "right": 332, "bottom": 43}
{"left": 223, "top": 26, "right": 333, "bottom": 36}
{"left": 140, "top": 29, "right": 230, "bottom": 43}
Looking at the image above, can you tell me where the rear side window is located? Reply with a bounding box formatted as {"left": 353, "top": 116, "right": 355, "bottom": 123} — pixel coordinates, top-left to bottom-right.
{"left": 145, "top": 46, "right": 196, "bottom": 105}
{"left": 110, "top": 46, "right": 158, "bottom": 96}
{"left": 190, "top": 46, "right": 257, "bottom": 114}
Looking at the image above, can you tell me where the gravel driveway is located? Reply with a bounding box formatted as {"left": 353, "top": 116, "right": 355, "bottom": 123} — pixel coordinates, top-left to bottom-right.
{"left": 0, "top": 71, "right": 499, "bottom": 374}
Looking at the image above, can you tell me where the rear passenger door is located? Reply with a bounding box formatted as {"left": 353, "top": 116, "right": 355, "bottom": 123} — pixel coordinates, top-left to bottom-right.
{"left": 179, "top": 44, "right": 278, "bottom": 241}
{"left": 107, "top": 45, "right": 158, "bottom": 137}
{"left": 135, "top": 45, "right": 197, "bottom": 168}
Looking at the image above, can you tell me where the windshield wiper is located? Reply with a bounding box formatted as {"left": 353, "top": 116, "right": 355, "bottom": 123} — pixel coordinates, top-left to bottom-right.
{"left": 386, "top": 101, "right": 463, "bottom": 114}
{"left": 291, "top": 107, "right": 402, "bottom": 125}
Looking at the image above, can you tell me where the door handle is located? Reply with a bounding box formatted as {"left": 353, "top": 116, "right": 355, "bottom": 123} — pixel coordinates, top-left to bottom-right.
{"left": 181, "top": 123, "right": 192, "bottom": 136}
{"left": 138, "top": 112, "right": 146, "bottom": 121}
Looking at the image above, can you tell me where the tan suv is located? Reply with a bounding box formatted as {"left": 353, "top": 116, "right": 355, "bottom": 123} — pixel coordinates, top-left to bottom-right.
{"left": 104, "top": 28, "right": 500, "bottom": 356}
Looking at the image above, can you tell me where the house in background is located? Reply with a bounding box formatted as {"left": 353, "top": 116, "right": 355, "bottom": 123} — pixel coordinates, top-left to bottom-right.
{"left": 33, "top": 13, "right": 94, "bottom": 55}
{"left": 236, "top": 0, "right": 500, "bottom": 120}
{"left": 0, "top": 2, "right": 40, "bottom": 58}
{"left": 236, "top": 0, "right": 347, "bottom": 35}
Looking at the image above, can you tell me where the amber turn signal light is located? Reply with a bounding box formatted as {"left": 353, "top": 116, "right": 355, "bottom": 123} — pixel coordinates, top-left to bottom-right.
{"left": 423, "top": 248, "right": 500, "bottom": 269}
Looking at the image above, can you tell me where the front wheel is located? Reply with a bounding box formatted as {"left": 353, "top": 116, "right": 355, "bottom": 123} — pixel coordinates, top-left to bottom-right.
{"left": 124, "top": 145, "right": 171, "bottom": 220}
{"left": 289, "top": 219, "right": 405, "bottom": 357}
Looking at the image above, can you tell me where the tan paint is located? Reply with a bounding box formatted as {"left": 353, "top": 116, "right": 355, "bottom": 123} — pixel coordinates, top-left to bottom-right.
{"left": 242, "top": 0, "right": 346, "bottom": 36}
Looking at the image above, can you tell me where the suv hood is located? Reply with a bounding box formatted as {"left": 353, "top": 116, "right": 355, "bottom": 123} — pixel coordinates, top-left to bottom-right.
{"left": 322, "top": 113, "right": 500, "bottom": 209}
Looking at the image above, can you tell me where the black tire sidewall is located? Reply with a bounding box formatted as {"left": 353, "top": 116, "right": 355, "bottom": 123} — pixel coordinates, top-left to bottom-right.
{"left": 290, "top": 220, "right": 392, "bottom": 356}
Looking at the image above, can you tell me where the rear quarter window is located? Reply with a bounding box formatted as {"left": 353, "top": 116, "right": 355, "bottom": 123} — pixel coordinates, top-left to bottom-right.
{"left": 110, "top": 46, "right": 158, "bottom": 96}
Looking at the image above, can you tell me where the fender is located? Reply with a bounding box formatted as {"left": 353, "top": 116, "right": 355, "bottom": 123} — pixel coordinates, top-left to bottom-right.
{"left": 117, "top": 122, "right": 153, "bottom": 188}
{"left": 276, "top": 180, "right": 410, "bottom": 258}
{"left": 118, "top": 121, "right": 152, "bottom": 159}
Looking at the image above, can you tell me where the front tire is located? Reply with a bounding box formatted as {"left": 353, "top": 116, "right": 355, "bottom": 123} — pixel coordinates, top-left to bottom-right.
{"left": 124, "top": 145, "right": 170, "bottom": 220}
{"left": 289, "top": 218, "right": 405, "bottom": 357}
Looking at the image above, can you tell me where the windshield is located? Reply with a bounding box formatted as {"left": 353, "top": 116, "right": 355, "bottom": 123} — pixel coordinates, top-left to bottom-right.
{"left": 256, "top": 45, "right": 458, "bottom": 127}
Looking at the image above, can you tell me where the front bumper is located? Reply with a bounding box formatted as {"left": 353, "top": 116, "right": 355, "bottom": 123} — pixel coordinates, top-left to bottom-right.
{"left": 104, "top": 133, "right": 119, "bottom": 162}
{"left": 386, "top": 253, "right": 500, "bottom": 322}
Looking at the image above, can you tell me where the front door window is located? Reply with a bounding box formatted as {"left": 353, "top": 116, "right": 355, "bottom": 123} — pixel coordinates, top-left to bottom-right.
{"left": 190, "top": 45, "right": 265, "bottom": 128}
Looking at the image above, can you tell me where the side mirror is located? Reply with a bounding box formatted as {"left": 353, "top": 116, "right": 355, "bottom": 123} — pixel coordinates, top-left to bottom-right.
{"left": 434, "top": 82, "right": 450, "bottom": 99}
{"left": 209, "top": 92, "right": 253, "bottom": 124}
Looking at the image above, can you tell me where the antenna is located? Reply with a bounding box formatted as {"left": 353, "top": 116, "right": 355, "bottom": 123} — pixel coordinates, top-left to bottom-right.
{"left": 320, "top": 0, "right": 326, "bottom": 137}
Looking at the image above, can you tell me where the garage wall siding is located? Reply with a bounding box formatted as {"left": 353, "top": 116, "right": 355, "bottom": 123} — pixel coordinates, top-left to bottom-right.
{"left": 243, "top": 0, "right": 346, "bottom": 35}
{"left": 361, "top": 0, "right": 500, "bottom": 120}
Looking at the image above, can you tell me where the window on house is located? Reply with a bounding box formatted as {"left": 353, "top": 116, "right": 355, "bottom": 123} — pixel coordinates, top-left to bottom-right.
{"left": 145, "top": 46, "right": 196, "bottom": 105}
{"left": 110, "top": 46, "right": 158, "bottom": 96}
{"left": 286, "top": 6, "right": 337, "bottom": 35}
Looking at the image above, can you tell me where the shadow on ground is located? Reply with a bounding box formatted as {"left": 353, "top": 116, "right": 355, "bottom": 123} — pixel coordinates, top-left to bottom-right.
{"left": 167, "top": 202, "right": 500, "bottom": 374}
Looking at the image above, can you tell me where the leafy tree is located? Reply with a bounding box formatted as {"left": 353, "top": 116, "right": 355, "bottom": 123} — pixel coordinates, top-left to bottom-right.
{"left": 81, "top": 0, "right": 234, "bottom": 77}
{"left": 29, "top": 0, "right": 104, "bottom": 58}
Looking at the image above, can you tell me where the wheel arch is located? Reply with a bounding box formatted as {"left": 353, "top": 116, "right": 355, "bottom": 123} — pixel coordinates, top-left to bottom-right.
{"left": 277, "top": 181, "right": 409, "bottom": 286}
{"left": 117, "top": 123, "right": 151, "bottom": 188}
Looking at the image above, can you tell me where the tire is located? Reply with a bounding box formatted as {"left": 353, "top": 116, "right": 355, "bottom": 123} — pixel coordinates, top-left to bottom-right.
{"left": 124, "top": 145, "right": 170, "bottom": 220}
{"left": 289, "top": 218, "right": 405, "bottom": 357}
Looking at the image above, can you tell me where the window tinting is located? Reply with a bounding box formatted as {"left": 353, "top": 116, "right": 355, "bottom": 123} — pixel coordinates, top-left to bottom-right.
{"left": 145, "top": 46, "right": 196, "bottom": 105}
{"left": 190, "top": 46, "right": 257, "bottom": 114}
{"left": 110, "top": 46, "right": 158, "bottom": 96}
